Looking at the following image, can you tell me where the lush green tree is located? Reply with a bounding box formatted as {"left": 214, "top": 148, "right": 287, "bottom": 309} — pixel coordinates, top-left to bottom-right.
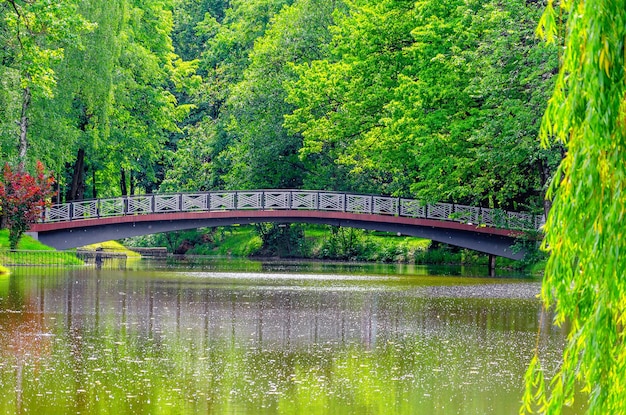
{"left": 29, "top": 0, "right": 125, "bottom": 200}
{"left": 355, "top": 0, "right": 480, "bottom": 198}
{"left": 172, "top": 0, "right": 228, "bottom": 62}
{"left": 0, "top": 1, "right": 196, "bottom": 199}
{"left": 254, "top": 223, "right": 306, "bottom": 257}
{"left": 286, "top": 0, "right": 558, "bottom": 209}
{"left": 285, "top": 0, "right": 418, "bottom": 193}
{"left": 38, "top": 0, "right": 196, "bottom": 199}
{"left": 380, "top": 0, "right": 559, "bottom": 209}
{"left": 456, "top": 1, "right": 560, "bottom": 213}
{"left": 166, "top": 0, "right": 228, "bottom": 188}
{"left": 160, "top": 120, "right": 226, "bottom": 191}
{"left": 0, "top": 58, "right": 21, "bottom": 163}
{"left": 0, "top": 0, "right": 91, "bottom": 165}
{"left": 103, "top": 0, "right": 196, "bottom": 196}
{"left": 522, "top": 1, "right": 626, "bottom": 414}
{"left": 198, "top": 0, "right": 292, "bottom": 92}
{"left": 163, "top": 0, "right": 293, "bottom": 191}
{"left": 222, "top": 0, "right": 341, "bottom": 189}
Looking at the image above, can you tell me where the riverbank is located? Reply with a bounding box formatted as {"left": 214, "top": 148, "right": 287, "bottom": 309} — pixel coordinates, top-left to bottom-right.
{"left": 79, "top": 240, "right": 142, "bottom": 258}
{"left": 0, "top": 231, "right": 140, "bottom": 267}
{"left": 123, "top": 224, "right": 524, "bottom": 269}
{"left": 0, "top": 225, "right": 536, "bottom": 270}
{"left": 0, "top": 229, "right": 54, "bottom": 250}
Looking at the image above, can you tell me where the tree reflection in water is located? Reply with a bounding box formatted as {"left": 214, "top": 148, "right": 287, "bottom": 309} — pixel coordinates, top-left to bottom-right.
{"left": 0, "top": 266, "right": 575, "bottom": 415}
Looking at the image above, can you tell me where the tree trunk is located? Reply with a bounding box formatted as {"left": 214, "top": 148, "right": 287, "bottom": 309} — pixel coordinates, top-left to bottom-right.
{"left": 120, "top": 168, "right": 128, "bottom": 196}
{"left": 129, "top": 170, "right": 135, "bottom": 195}
{"left": 488, "top": 254, "right": 496, "bottom": 277}
{"left": 55, "top": 179, "right": 62, "bottom": 204}
{"left": 92, "top": 168, "right": 97, "bottom": 199}
{"left": 18, "top": 86, "right": 31, "bottom": 167}
{"left": 67, "top": 148, "right": 86, "bottom": 201}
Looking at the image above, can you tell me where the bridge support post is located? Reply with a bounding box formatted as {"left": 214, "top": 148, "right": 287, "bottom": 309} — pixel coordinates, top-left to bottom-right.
{"left": 25, "top": 232, "right": 39, "bottom": 241}
{"left": 488, "top": 254, "right": 496, "bottom": 277}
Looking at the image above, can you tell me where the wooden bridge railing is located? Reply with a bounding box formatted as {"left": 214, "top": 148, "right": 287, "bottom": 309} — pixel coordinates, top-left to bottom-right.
{"left": 43, "top": 190, "right": 544, "bottom": 231}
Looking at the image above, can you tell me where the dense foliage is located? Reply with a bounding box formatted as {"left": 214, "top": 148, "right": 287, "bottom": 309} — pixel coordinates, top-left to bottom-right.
{"left": 1, "top": 0, "right": 558, "bottom": 216}
{"left": 1, "top": 0, "right": 194, "bottom": 199}
{"left": 521, "top": 1, "right": 626, "bottom": 414}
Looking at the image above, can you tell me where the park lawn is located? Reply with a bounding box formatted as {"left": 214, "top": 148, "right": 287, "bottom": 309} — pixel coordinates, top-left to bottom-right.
{"left": 0, "top": 230, "right": 141, "bottom": 256}
{"left": 80, "top": 240, "right": 142, "bottom": 266}
{"left": 0, "top": 229, "right": 82, "bottom": 266}
{"left": 0, "top": 229, "right": 56, "bottom": 250}
{"left": 213, "top": 226, "right": 263, "bottom": 256}
{"left": 81, "top": 240, "right": 142, "bottom": 257}
{"left": 186, "top": 226, "right": 263, "bottom": 256}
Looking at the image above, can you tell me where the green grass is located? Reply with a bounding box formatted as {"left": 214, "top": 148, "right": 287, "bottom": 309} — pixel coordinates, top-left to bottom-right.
{"left": 187, "top": 226, "right": 263, "bottom": 256}
{"left": 0, "top": 229, "right": 83, "bottom": 266}
{"left": 305, "top": 225, "right": 430, "bottom": 250}
{"left": 0, "top": 250, "right": 83, "bottom": 266}
{"left": 81, "top": 240, "right": 142, "bottom": 257}
{"left": 528, "top": 259, "right": 547, "bottom": 276}
{"left": 370, "top": 231, "right": 430, "bottom": 249}
{"left": 0, "top": 229, "right": 57, "bottom": 250}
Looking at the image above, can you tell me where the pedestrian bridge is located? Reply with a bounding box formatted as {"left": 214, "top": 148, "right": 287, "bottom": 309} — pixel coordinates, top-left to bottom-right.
{"left": 29, "top": 190, "right": 543, "bottom": 260}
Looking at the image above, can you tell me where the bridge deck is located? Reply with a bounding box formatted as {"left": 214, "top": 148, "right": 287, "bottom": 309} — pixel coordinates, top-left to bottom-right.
{"left": 30, "top": 190, "right": 543, "bottom": 259}
{"left": 32, "top": 209, "right": 520, "bottom": 237}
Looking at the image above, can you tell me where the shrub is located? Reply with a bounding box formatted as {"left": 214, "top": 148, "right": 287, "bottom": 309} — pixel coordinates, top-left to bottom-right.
{"left": 0, "top": 162, "right": 55, "bottom": 249}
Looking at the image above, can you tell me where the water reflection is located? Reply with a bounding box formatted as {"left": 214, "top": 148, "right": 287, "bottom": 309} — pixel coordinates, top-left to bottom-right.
{"left": 0, "top": 266, "right": 577, "bottom": 414}
{"left": 138, "top": 257, "right": 529, "bottom": 279}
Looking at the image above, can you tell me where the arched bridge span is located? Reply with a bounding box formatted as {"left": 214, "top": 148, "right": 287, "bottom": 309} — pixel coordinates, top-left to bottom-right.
{"left": 29, "top": 190, "right": 543, "bottom": 260}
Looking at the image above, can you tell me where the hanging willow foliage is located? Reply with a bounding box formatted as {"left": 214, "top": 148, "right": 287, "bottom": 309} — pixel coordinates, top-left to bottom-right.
{"left": 521, "top": 1, "right": 626, "bottom": 414}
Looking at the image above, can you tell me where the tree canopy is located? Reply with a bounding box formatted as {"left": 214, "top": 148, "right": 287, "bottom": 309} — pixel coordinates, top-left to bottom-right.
{"left": 0, "top": 0, "right": 559, "bottom": 214}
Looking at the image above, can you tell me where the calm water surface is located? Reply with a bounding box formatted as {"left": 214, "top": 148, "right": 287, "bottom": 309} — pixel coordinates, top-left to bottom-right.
{"left": 0, "top": 262, "right": 579, "bottom": 414}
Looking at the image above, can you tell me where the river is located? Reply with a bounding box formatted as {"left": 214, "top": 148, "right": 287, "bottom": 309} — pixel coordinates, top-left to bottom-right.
{"left": 0, "top": 261, "right": 582, "bottom": 414}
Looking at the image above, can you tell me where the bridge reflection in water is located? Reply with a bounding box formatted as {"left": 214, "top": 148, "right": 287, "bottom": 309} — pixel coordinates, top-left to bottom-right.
{"left": 20, "top": 268, "right": 556, "bottom": 350}
{"left": 0, "top": 268, "right": 571, "bottom": 414}
{"left": 30, "top": 190, "right": 544, "bottom": 259}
